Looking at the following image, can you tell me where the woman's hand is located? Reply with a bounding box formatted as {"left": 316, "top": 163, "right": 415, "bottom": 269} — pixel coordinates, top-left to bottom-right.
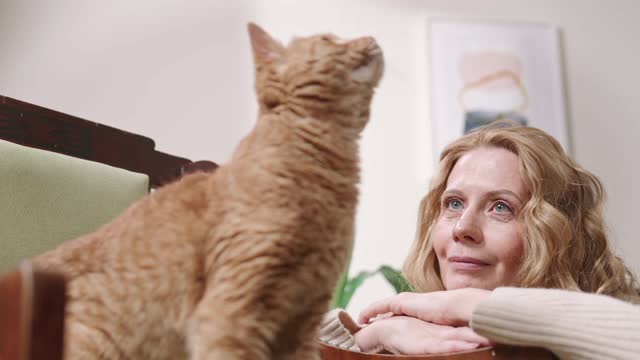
{"left": 354, "top": 315, "right": 491, "bottom": 355}
{"left": 358, "top": 288, "right": 492, "bottom": 327}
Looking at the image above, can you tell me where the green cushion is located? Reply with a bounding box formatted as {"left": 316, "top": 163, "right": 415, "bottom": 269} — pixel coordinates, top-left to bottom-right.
{"left": 0, "top": 139, "right": 149, "bottom": 273}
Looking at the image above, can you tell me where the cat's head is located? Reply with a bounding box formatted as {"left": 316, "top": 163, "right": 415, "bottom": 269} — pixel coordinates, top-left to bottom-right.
{"left": 248, "top": 23, "right": 383, "bottom": 130}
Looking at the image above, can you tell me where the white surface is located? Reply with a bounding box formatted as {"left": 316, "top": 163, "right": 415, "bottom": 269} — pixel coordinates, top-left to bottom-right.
{"left": 1, "top": 0, "right": 638, "bottom": 316}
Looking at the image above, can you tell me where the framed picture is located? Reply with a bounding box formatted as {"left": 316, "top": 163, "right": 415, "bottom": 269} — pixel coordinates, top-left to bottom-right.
{"left": 429, "top": 19, "right": 569, "bottom": 157}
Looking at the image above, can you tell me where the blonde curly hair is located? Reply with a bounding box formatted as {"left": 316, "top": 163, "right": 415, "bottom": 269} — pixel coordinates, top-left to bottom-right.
{"left": 403, "top": 121, "right": 640, "bottom": 302}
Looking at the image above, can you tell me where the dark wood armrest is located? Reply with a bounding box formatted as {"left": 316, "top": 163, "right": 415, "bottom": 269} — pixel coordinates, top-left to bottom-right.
{"left": 0, "top": 262, "right": 66, "bottom": 360}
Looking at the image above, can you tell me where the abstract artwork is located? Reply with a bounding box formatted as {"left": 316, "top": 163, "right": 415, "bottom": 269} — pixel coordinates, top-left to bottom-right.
{"left": 429, "top": 20, "right": 568, "bottom": 157}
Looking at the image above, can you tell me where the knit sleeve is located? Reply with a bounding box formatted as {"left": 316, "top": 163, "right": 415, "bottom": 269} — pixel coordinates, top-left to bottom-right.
{"left": 470, "top": 287, "right": 640, "bottom": 360}
{"left": 318, "top": 309, "right": 363, "bottom": 352}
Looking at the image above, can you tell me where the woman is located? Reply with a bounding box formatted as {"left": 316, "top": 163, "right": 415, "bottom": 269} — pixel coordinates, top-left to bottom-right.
{"left": 319, "top": 121, "right": 640, "bottom": 358}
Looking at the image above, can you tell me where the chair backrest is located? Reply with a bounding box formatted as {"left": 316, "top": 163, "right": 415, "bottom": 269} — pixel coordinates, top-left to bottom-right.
{"left": 0, "top": 95, "right": 218, "bottom": 188}
{"left": 0, "top": 138, "right": 150, "bottom": 272}
{"left": 0, "top": 95, "right": 217, "bottom": 272}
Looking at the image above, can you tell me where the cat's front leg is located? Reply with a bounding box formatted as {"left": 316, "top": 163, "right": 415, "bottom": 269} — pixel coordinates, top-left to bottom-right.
{"left": 281, "top": 340, "right": 322, "bottom": 360}
{"left": 187, "top": 296, "right": 271, "bottom": 360}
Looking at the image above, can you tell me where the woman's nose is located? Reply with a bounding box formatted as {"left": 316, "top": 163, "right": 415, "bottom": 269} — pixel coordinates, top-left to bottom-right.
{"left": 452, "top": 210, "right": 483, "bottom": 244}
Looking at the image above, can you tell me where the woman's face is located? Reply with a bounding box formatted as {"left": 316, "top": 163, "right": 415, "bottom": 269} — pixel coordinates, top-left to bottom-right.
{"left": 432, "top": 147, "right": 528, "bottom": 290}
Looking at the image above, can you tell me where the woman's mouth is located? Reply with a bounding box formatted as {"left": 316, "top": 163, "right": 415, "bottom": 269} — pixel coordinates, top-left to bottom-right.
{"left": 447, "top": 256, "right": 490, "bottom": 270}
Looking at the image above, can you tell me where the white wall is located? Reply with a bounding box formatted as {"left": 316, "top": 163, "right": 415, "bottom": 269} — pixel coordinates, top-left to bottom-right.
{"left": 1, "top": 0, "right": 638, "bottom": 315}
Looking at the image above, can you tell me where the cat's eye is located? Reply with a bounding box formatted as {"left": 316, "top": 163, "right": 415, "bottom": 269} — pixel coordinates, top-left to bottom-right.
{"left": 264, "top": 99, "right": 278, "bottom": 109}
{"left": 262, "top": 92, "right": 280, "bottom": 110}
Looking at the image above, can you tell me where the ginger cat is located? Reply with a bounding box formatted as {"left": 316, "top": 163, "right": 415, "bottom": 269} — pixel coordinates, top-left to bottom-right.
{"left": 33, "top": 23, "right": 383, "bottom": 359}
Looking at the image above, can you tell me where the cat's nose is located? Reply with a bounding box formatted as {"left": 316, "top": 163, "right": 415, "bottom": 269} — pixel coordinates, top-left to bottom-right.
{"left": 355, "top": 36, "right": 379, "bottom": 53}
{"left": 362, "top": 38, "right": 383, "bottom": 66}
{"left": 361, "top": 36, "right": 376, "bottom": 47}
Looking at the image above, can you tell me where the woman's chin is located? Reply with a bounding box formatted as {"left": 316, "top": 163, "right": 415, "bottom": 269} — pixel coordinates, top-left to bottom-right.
{"left": 444, "top": 277, "right": 498, "bottom": 291}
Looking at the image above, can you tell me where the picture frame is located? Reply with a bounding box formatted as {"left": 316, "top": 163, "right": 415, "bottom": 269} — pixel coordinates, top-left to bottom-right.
{"left": 429, "top": 19, "right": 569, "bottom": 158}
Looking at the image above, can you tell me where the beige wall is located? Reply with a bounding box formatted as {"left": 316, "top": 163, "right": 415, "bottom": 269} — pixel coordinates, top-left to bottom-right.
{"left": 1, "top": 0, "right": 638, "bottom": 314}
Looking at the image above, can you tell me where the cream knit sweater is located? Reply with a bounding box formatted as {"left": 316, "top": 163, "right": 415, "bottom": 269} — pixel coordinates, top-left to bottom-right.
{"left": 319, "top": 287, "right": 640, "bottom": 360}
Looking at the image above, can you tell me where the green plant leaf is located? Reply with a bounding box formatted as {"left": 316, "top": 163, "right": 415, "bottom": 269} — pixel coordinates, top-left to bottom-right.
{"left": 331, "top": 265, "right": 415, "bottom": 309}
{"left": 331, "top": 269, "right": 348, "bottom": 309}
{"left": 378, "top": 265, "right": 415, "bottom": 293}
{"left": 335, "top": 270, "right": 377, "bottom": 309}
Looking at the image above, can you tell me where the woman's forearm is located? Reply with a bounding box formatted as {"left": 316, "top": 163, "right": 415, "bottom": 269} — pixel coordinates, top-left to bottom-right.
{"left": 471, "top": 287, "right": 640, "bottom": 360}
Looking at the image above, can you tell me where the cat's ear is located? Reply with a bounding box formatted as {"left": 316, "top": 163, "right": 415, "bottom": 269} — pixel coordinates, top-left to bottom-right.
{"left": 248, "top": 23, "right": 284, "bottom": 65}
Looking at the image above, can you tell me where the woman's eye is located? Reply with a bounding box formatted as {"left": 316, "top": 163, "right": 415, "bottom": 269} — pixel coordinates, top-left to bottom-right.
{"left": 493, "top": 201, "right": 512, "bottom": 214}
{"left": 447, "top": 199, "right": 463, "bottom": 210}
